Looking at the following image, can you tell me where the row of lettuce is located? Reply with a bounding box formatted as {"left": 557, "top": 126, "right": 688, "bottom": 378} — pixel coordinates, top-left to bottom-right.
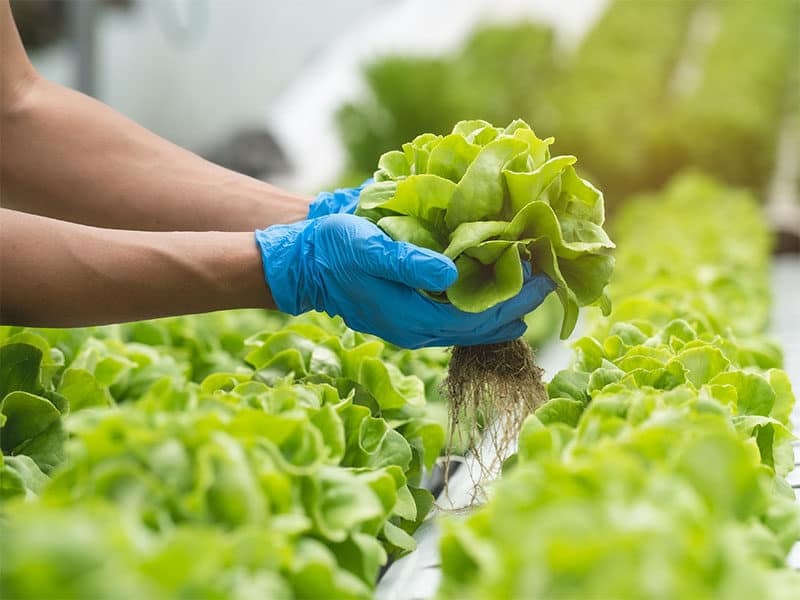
{"left": 339, "top": 0, "right": 799, "bottom": 206}
{"left": 437, "top": 172, "right": 800, "bottom": 599}
{"left": 0, "top": 305, "right": 456, "bottom": 597}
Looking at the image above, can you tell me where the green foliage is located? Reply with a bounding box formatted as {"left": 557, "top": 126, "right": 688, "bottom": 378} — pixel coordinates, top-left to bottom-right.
{"left": 0, "top": 310, "right": 445, "bottom": 598}
{"left": 338, "top": 1, "right": 798, "bottom": 205}
{"left": 646, "top": 0, "right": 800, "bottom": 192}
{"left": 1, "top": 502, "right": 369, "bottom": 600}
{"left": 357, "top": 119, "right": 614, "bottom": 338}
{"left": 440, "top": 435, "right": 800, "bottom": 600}
{"left": 604, "top": 173, "right": 773, "bottom": 337}
{"left": 546, "top": 0, "right": 697, "bottom": 203}
{"left": 438, "top": 173, "right": 799, "bottom": 599}
{"left": 0, "top": 333, "right": 68, "bottom": 478}
{"left": 336, "top": 22, "right": 557, "bottom": 177}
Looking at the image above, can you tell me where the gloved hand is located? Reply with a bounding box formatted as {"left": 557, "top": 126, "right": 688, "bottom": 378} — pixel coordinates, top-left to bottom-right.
{"left": 306, "top": 179, "right": 372, "bottom": 218}
{"left": 255, "top": 213, "right": 556, "bottom": 349}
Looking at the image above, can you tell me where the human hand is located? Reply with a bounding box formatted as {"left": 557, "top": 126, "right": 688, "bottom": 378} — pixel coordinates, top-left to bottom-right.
{"left": 306, "top": 179, "right": 373, "bottom": 219}
{"left": 255, "top": 213, "right": 555, "bottom": 349}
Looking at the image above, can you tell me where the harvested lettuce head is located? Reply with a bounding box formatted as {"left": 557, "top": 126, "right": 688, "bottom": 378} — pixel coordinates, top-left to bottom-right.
{"left": 357, "top": 119, "right": 615, "bottom": 340}
{"left": 357, "top": 119, "right": 614, "bottom": 480}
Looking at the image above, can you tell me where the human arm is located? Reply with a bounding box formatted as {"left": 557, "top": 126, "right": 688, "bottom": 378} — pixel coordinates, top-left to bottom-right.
{"left": 0, "top": 0, "right": 309, "bottom": 231}
{"left": 0, "top": 208, "right": 271, "bottom": 326}
{"left": 1, "top": 0, "right": 555, "bottom": 342}
{"left": 1, "top": 207, "right": 554, "bottom": 345}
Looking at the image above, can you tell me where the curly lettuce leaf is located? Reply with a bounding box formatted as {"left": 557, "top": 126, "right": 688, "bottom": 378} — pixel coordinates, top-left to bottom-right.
{"left": 358, "top": 119, "right": 614, "bottom": 338}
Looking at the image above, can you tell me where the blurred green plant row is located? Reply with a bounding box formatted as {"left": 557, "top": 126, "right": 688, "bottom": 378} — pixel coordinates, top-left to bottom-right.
{"left": 437, "top": 172, "right": 800, "bottom": 599}
{"left": 338, "top": 0, "right": 800, "bottom": 207}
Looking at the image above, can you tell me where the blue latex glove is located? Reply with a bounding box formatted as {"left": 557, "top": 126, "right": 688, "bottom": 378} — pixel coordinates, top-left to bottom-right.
{"left": 306, "top": 179, "right": 372, "bottom": 218}
{"left": 255, "top": 213, "right": 556, "bottom": 349}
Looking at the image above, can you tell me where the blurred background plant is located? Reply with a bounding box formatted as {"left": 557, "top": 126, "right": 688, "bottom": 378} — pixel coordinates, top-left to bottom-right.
{"left": 336, "top": 1, "right": 799, "bottom": 217}
{"left": 17, "top": 0, "right": 797, "bottom": 228}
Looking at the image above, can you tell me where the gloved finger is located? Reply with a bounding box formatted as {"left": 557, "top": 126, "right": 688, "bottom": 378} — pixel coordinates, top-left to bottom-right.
{"left": 337, "top": 278, "right": 477, "bottom": 347}
{"left": 317, "top": 214, "right": 454, "bottom": 291}
{"left": 348, "top": 279, "right": 525, "bottom": 348}
{"left": 521, "top": 259, "right": 533, "bottom": 280}
{"left": 477, "top": 318, "right": 528, "bottom": 345}
{"left": 323, "top": 276, "right": 443, "bottom": 347}
{"left": 435, "top": 318, "right": 528, "bottom": 348}
{"left": 492, "top": 272, "right": 557, "bottom": 323}
{"left": 416, "top": 272, "right": 553, "bottom": 336}
{"left": 357, "top": 235, "right": 458, "bottom": 292}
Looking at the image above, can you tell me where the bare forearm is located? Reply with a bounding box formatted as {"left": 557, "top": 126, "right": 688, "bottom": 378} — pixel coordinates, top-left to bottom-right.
{"left": 0, "top": 209, "right": 272, "bottom": 326}
{"left": 1, "top": 1, "right": 309, "bottom": 231}
{"left": 1, "top": 76, "right": 309, "bottom": 231}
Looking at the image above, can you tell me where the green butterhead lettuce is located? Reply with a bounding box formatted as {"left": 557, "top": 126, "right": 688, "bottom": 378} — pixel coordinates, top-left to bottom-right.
{"left": 357, "top": 119, "right": 614, "bottom": 338}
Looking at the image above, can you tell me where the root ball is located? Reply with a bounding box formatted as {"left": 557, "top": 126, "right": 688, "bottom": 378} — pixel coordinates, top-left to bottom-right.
{"left": 443, "top": 338, "right": 547, "bottom": 488}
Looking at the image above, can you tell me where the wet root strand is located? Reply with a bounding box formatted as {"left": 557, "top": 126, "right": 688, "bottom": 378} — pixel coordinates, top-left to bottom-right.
{"left": 443, "top": 338, "right": 548, "bottom": 487}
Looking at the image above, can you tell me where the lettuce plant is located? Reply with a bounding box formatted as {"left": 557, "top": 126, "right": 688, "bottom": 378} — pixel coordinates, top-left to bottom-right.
{"left": 357, "top": 119, "right": 614, "bottom": 476}
{"left": 0, "top": 309, "right": 443, "bottom": 596}
{"left": 357, "top": 118, "right": 614, "bottom": 339}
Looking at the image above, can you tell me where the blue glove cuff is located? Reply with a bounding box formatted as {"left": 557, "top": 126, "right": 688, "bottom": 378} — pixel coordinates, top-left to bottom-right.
{"left": 255, "top": 222, "right": 314, "bottom": 316}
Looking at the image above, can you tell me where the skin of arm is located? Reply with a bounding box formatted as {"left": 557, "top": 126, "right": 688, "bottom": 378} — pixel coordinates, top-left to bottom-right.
{"left": 0, "top": 208, "right": 273, "bottom": 326}
{"left": 1, "top": 0, "right": 310, "bottom": 231}
{"left": 0, "top": 1, "right": 308, "bottom": 326}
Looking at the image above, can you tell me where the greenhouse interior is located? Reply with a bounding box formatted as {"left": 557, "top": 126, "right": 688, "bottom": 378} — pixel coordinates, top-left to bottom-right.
{"left": 1, "top": 0, "right": 799, "bottom": 598}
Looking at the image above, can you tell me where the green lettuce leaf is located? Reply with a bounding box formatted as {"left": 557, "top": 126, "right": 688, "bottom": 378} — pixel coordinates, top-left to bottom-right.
{"left": 358, "top": 119, "right": 614, "bottom": 338}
